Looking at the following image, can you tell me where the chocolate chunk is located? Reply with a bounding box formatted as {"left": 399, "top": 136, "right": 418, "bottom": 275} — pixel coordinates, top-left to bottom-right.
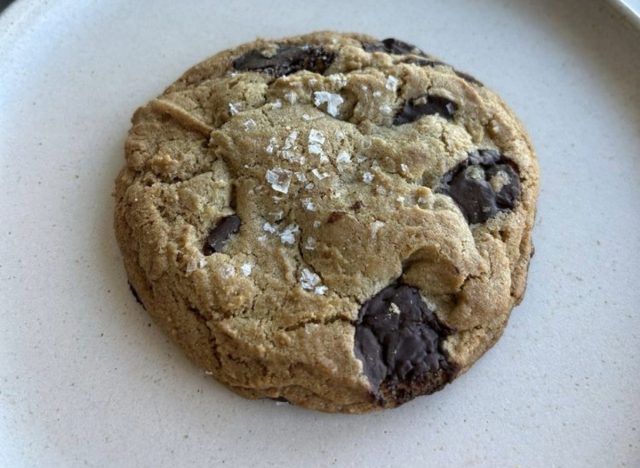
{"left": 393, "top": 94, "right": 457, "bottom": 125}
{"left": 438, "top": 150, "right": 521, "bottom": 224}
{"left": 128, "top": 282, "right": 145, "bottom": 309}
{"left": 350, "top": 200, "right": 364, "bottom": 211}
{"left": 354, "top": 283, "right": 452, "bottom": 403}
{"left": 327, "top": 211, "right": 345, "bottom": 223}
{"left": 203, "top": 215, "right": 241, "bottom": 255}
{"left": 233, "top": 45, "right": 335, "bottom": 77}
{"left": 402, "top": 57, "right": 445, "bottom": 67}
{"left": 363, "top": 38, "right": 424, "bottom": 55}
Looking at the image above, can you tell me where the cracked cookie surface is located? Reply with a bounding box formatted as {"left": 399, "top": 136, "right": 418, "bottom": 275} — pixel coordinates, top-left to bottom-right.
{"left": 114, "top": 31, "right": 539, "bottom": 413}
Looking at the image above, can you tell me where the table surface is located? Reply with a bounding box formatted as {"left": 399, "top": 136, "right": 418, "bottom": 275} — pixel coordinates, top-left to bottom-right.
{"left": 1, "top": 0, "right": 639, "bottom": 467}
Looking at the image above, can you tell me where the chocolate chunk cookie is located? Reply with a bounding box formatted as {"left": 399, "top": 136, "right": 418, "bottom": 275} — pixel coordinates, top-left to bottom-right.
{"left": 114, "top": 31, "right": 539, "bottom": 413}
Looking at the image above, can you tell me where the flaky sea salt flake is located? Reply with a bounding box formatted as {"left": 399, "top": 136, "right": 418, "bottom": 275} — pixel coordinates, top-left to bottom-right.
{"left": 308, "top": 129, "right": 325, "bottom": 156}
{"left": 228, "top": 102, "right": 241, "bottom": 115}
{"left": 371, "top": 220, "right": 385, "bottom": 238}
{"left": 265, "top": 168, "right": 292, "bottom": 194}
{"left": 243, "top": 119, "right": 257, "bottom": 131}
{"left": 240, "top": 262, "right": 253, "bottom": 277}
{"left": 262, "top": 222, "right": 278, "bottom": 234}
{"left": 336, "top": 150, "right": 351, "bottom": 164}
{"left": 300, "top": 268, "right": 321, "bottom": 290}
{"left": 265, "top": 137, "right": 278, "bottom": 154}
{"left": 279, "top": 224, "right": 299, "bottom": 245}
{"left": 362, "top": 171, "right": 374, "bottom": 184}
{"left": 385, "top": 75, "right": 399, "bottom": 91}
{"left": 304, "top": 237, "right": 317, "bottom": 250}
{"left": 302, "top": 198, "right": 316, "bottom": 211}
{"left": 312, "top": 168, "right": 329, "bottom": 180}
{"left": 313, "top": 91, "right": 344, "bottom": 117}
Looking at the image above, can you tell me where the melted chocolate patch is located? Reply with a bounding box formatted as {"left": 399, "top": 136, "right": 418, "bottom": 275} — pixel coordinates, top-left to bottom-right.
{"left": 363, "top": 38, "right": 425, "bottom": 55}
{"left": 203, "top": 215, "right": 241, "bottom": 255}
{"left": 438, "top": 150, "right": 521, "bottom": 224}
{"left": 233, "top": 45, "right": 335, "bottom": 77}
{"left": 393, "top": 94, "right": 457, "bottom": 125}
{"left": 354, "top": 284, "right": 452, "bottom": 403}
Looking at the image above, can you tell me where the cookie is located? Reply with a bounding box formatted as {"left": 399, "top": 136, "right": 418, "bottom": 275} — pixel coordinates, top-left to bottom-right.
{"left": 114, "top": 31, "right": 539, "bottom": 413}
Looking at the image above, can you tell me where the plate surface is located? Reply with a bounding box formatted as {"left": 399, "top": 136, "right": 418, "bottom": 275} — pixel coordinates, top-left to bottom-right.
{"left": 1, "top": 0, "right": 639, "bottom": 466}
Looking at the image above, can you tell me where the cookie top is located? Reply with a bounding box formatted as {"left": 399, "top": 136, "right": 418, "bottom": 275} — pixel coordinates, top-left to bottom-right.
{"left": 114, "top": 31, "right": 538, "bottom": 413}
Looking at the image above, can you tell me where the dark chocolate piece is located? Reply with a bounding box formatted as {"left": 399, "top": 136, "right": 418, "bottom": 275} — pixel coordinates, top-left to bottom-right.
{"left": 354, "top": 283, "right": 452, "bottom": 401}
{"left": 438, "top": 150, "right": 521, "bottom": 224}
{"left": 393, "top": 94, "right": 457, "bottom": 125}
{"left": 233, "top": 45, "right": 334, "bottom": 77}
{"left": 402, "top": 57, "right": 445, "bottom": 67}
{"left": 363, "top": 38, "right": 424, "bottom": 55}
{"left": 203, "top": 215, "right": 241, "bottom": 255}
{"left": 327, "top": 211, "right": 345, "bottom": 223}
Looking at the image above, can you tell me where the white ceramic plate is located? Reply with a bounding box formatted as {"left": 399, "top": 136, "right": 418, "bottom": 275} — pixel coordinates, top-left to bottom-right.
{"left": 1, "top": 1, "right": 639, "bottom": 466}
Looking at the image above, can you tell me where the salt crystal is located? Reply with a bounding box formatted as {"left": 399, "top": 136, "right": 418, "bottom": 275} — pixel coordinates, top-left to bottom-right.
{"left": 371, "top": 220, "right": 385, "bottom": 238}
{"left": 240, "top": 262, "right": 253, "bottom": 277}
{"left": 283, "top": 130, "right": 298, "bottom": 149}
{"left": 262, "top": 222, "right": 278, "bottom": 234}
{"left": 380, "top": 104, "right": 393, "bottom": 115}
{"left": 305, "top": 182, "right": 315, "bottom": 190}
{"left": 312, "top": 168, "right": 329, "bottom": 180}
{"left": 265, "top": 137, "right": 278, "bottom": 154}
{"left": 304, "top": 237, "right": 317, "bottom": 250}
{"left": 328, "top": 73, "right": 347, "bottom": 88}
{"left": 313, "top": 221, "right": 321, "bottom": 228}
{"left": 362, "top": 171, "right": 374, "bottom": 184}
{"left": 271, "top": 99, "right": 282, "bottom": 109}
{"left": 314, "top": 286, "right": 327, "bottom": 295}
{"left": 228, "top": 102, "right": 241, "bottom": 115}
{"left": 400, "top": 163, "right": 409, "bottom": 173}
{"left": 302, "top": 113, "right": 312, "bottom": 121}
{"left": 385, "top": 75, "right": 399, "bottom": 91}
{"left": 265, "top": 168, "right": 292, "bottom": 194}
{"left": 336, "top": 150, "right": 351, "bottom": 164}
{"left": 308, "top": 129, "right": 325, "bottom": 155}
{"left": 279, "top": 224, "right": 299, "bottom": 245}
{"left": 220, "top": 265, "right": 235, "bottom": 278}
{"left": 302, "top": 198, "right": 316, "bottom": 211}
{"left": 295, "top": 172, "right": 307, "bottom": 182}
{"left": 300, "top": 268, "right": 321, "bottom": 290}
{"left": 313, "top": 91, "right": 344, "bottom": 117}
{"left": 335, "top": 129, "right": 346, "bottom": 141}
{"left": 243, "top": 119, "right": 257, "bottom": 131}
{"left": 372, "top": 90, "right": 382, "bottom": 97}
{"left": 285, "top": 91, "right": 297, "bottom": 104}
